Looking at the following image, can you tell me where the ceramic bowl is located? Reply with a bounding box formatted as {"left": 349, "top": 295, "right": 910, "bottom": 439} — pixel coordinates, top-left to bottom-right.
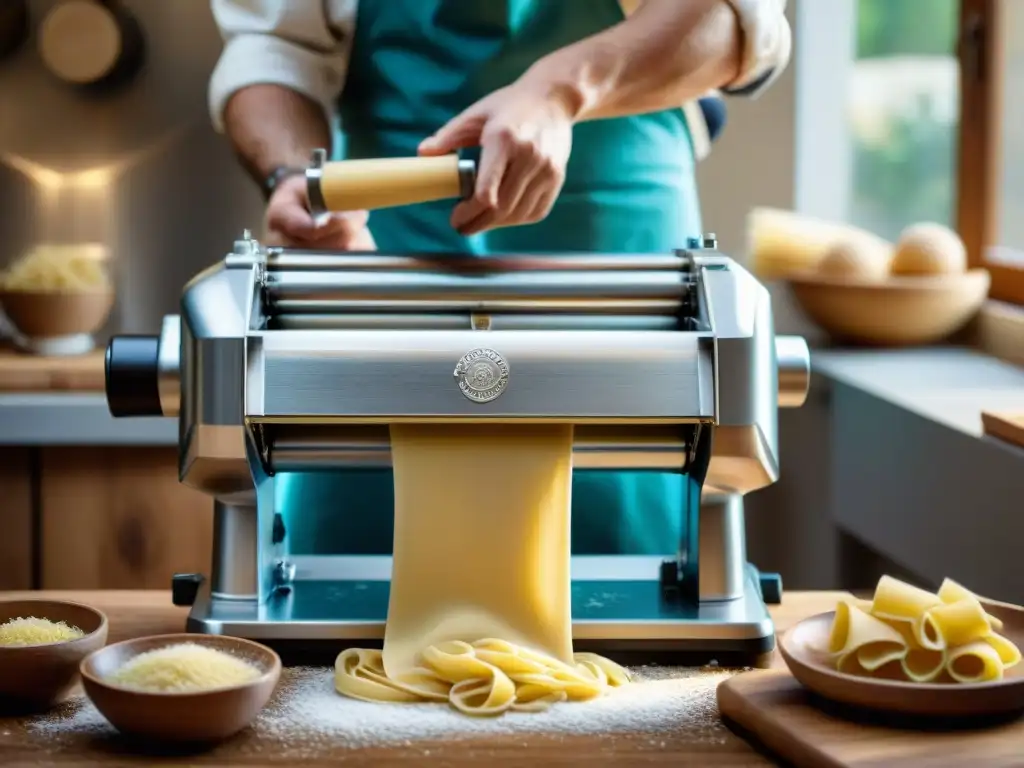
{"left": 0, "top": 599, "right": 108, "bottom": 711}
{"left": 779, "top": 600, "right": 1024, "bottom": 717}
{"left": 0, "top": 288, "right": 114, "bottom": 355}
{"left": 787, "top": 269, "right": 990, "bottom": 346}
{"left": 80, "top": 633, "right": 281, "bottom": 743}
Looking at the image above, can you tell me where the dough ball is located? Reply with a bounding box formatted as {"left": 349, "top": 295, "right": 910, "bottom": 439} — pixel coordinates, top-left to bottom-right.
{"left": 817, "top": 235, "right": 893, "bottom": 282}
{"left": 891, "top": 223, "right": 967, "bottom": 276}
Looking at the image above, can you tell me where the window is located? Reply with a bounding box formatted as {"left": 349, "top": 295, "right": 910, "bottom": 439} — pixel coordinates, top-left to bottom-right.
{"left": 848, "top": 0, "right": 959, "bottom": 243}
{"left": 797, "top": 0, "right": 1024, "bottom": 305}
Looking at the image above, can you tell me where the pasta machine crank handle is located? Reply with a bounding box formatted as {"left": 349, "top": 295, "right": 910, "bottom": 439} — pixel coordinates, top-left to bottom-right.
{"left": 104, "top": 335, "right": 161, "bottom": 417}
{"left": 105, "top": 316, "right": 180, "bottom": 419}
{"left": 306, "top": 149, "right": 477, "bottom": 218}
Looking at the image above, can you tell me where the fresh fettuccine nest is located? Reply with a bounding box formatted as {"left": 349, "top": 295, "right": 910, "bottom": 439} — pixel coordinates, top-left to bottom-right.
{"left": 336, "top": 639, "right": 631, "bottom": 716}
{"left": 0, "top": 244, "right": 110, "bottom": 292}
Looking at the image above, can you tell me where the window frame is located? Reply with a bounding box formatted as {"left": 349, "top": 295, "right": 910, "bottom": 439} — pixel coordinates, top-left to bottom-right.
{"left": 959, "top": 0, "right": 1024, "bottom": 304}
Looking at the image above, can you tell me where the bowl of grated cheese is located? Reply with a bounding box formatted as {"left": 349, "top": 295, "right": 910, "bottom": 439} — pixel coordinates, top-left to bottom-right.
{"left": 0, "top": 599, "right": 108, "bottom": 711}
{"left": 80, "top": 633, "right": 281, "bottom": 743}
{"left": 0, "top": 243, "right": 115, "bottom": 355}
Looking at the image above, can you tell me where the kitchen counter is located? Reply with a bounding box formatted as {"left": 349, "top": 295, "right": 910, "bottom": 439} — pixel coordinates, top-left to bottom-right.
{"left": 812, "top": 346, "right": 1024, "bottom": 437}
{"left": 0, "top": 350, "right": 173, "bottom": 446}
{"left": 0, "top": 392, "right": 174, "bottom": 446}
{"left": 0, "top": 589, "right": 848, "bottom": 767}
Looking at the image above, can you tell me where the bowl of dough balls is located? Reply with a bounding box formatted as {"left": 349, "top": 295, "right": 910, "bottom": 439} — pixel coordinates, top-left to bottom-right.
{"left": 786, "top": 222, "right": 990, "bottom": 346}
{"left": 0, "top": 243, "right": 115, "bottom": 355}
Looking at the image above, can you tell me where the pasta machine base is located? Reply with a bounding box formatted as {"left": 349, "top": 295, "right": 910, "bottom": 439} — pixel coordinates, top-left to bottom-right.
{"left": 174, "top": 556, "right": 780, "bottom": 665}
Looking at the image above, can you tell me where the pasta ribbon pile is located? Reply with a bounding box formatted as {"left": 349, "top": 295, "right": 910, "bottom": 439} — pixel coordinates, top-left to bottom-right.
{"left": 828, "top": 575, "right": 1021, "bottom": 684}
{"left": 1, "top": 244, "right": 110, "bottom": 292}
{"left": 335, "top": 638, "right": 631, "bottom": 716}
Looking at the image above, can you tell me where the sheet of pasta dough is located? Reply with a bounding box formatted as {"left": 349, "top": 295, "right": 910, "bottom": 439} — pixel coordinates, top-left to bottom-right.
{"left": 383, "top": 423, "right": 575, "bottom": 680}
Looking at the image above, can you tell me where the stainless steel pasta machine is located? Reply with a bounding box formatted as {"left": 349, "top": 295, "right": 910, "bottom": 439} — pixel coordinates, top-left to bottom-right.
{"left": 104, "top": 152, "right": 811, "bottom": 664}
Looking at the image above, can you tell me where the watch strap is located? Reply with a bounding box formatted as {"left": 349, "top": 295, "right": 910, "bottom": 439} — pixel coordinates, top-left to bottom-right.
{"left": 263, "top": 165, "right": 305, "bottom": 200}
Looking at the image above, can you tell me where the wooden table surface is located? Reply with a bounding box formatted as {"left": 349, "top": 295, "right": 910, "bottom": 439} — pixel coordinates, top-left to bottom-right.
{"left": 0, "top": 590, "right": 849, "bottom": 767}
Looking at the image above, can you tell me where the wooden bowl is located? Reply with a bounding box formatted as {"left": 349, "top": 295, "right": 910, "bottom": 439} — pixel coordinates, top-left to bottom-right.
{"left": 80, "top": 634, "right": 281, "bottom": 743}
{"left": 0, "top": 288, "right": 114, "bottom": 339}
{"left": 787, "top": 269, "right": 990, "bottom": 346}
{"left": 779, "top": 601, "right": 1024, "bottom": 717}
{"left": 0, "top": 599, "right": 108, "bottom": 711}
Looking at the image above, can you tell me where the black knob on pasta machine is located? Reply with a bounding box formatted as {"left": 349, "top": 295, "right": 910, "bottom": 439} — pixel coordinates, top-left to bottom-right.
{"left": 759, "top": 572, "right": 783, "bottom": 605}
{"left": 105, "top": 334, "right": 163, "bottom": 417}
{"left": 171, "top": 573, "right": 204, "bottom": 607}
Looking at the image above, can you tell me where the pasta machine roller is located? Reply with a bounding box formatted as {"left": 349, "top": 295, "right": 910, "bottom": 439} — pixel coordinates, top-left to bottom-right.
{"left": 104, "top": 152, "right": 811, "bottom": 664}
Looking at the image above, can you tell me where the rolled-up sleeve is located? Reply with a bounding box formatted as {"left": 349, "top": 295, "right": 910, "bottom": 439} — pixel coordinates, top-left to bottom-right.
{"left": 208, "top": 0, "right": 356, "bottom": 132}
{"left": 721, "top": 0, "right": 791, "bottom": 97}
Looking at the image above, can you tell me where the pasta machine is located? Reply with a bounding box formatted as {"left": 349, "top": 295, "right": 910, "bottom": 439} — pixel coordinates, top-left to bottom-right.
{"left": 104, "top": 151, "right": 811, "bottom": 664}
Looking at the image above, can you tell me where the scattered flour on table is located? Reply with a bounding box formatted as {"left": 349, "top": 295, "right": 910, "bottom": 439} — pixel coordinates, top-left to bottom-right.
{"left": 26, "top": 695, "right": 109, "bottom": 740}
{"left": 255, "top": 665, "right": 735, "bottom": 752}
{"left": 24, "top": 665, "right": 738, "bottom": 755}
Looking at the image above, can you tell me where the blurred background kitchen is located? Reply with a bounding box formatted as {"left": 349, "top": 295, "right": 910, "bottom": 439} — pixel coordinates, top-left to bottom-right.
{"left": 2, "top": 0, "right": 1023, "bottom": 600}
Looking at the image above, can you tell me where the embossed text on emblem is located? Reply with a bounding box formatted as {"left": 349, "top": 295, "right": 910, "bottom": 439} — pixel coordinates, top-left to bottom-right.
{"left": 453, "top": 348, "right": 510, "bottom": 404}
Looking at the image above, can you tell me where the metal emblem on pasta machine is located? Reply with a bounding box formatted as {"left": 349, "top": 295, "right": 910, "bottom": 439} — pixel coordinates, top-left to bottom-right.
{"left": 454, "top": 348, "right": 510, "bottom": 404}
{"left": 103, "top": 150, "right": 812, "bottom": 666}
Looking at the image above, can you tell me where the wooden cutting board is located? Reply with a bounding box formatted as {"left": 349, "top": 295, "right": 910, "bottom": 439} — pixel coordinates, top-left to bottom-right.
{"left": 717, "top": 670, "right": 1024, "bottom": 767}
{"left": 982, "top": 411, "right": 1024, "bottom": 449}
{"left": 0, "top": 348, "right": 105, "bottom": 391}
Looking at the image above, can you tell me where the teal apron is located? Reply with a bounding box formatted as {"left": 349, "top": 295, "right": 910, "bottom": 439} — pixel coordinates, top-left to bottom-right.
{"left": 278, "top": 0, "right": 702, "bottom": 557}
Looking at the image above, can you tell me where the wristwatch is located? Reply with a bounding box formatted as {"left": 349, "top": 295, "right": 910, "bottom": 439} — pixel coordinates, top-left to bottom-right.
{"left": 263, "top": 165, "right": 305, "bottom": 200}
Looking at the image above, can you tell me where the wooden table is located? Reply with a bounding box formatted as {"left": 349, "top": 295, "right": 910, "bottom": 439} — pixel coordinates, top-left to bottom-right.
{"left": 0, "top": 590, "right": 848, "bottom": 767}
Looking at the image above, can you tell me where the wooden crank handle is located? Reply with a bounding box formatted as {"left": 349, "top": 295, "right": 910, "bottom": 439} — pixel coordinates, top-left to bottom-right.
{"left": 306, "top": 149, "right": 477, "bottom": 216}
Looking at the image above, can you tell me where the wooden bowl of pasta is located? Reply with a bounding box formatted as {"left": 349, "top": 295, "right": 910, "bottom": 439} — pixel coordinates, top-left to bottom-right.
{"left": 0, "top": 244, "right": 114, "bottom": 355}
{"left": 779, "top": 578, "right": 1024, "bottom": 718}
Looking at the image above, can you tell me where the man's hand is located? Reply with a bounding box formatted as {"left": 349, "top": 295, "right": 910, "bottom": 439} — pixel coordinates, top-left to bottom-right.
{"left": 418, "top": 79, "right": 577, "bottom": 236}
{"left": 264, "top": 175, "right": 377, "bottom": 249}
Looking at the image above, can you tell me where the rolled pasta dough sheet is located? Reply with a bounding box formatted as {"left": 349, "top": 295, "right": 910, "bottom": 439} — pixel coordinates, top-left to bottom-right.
{"left": 938, "top": 577, "right": 1005, "bottom": 632}
{"left": 828, "top": 600, "right": 907, "bottom": 671}
{"left": 948, "top": 641, "right": 1004, "bottom": 683}
{"left": 871, "top": 574, "right": 941, "bottom": 619}
{"left": 870, "top": 575, "right": 944, "bottom": 649}
{"left": 928, "top": 598, "right": 991, "bottom": 647}
{"left": 383, "top": 424, "right": 575, "bottom": 681}
{"left": 985, "top": 633, "right": 1022, "bottom": 667}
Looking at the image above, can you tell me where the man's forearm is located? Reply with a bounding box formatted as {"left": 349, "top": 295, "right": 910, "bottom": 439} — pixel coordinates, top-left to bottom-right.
{"left": 222, "top": 84, "right": 332, "bottom": 187}
{"left": 523, "top": 0, "right": 744, "bottom": 122}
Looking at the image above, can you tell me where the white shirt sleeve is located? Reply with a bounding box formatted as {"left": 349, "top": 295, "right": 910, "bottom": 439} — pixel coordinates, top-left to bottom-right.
{"left": 208, "top": 0, "right": 358, "bottom": 132}
{"left": 721, "top": 0, "right": 792, "bottom": 97}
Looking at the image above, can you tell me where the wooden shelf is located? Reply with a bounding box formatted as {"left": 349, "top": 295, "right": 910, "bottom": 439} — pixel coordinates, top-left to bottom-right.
{"left": 982, "top": 410, "right": 1024, "bottom": 448}
{"left": 0, "top": 348, "right": 105, "bottom": 391}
